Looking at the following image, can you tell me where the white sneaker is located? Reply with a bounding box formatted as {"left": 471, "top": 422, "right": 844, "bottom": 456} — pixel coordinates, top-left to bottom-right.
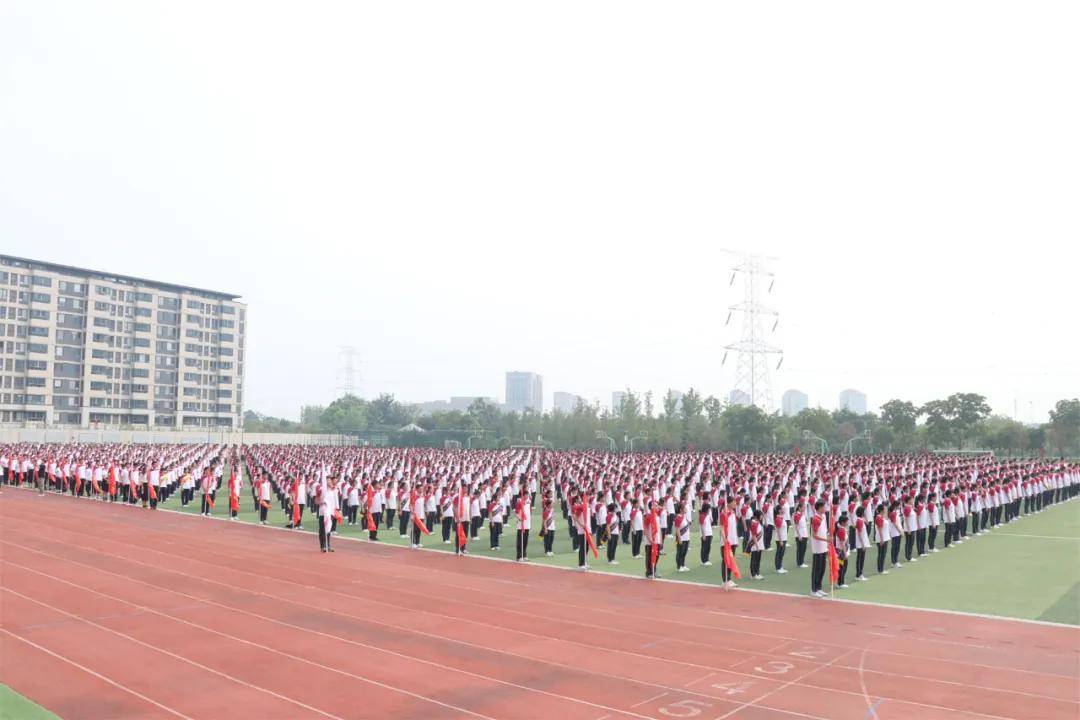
{"left": 881, "top": 570, "right": 890, "bottom": 575}
{"left": 753, "top": 574, "right": 764, "bottom": 580}
{"left": 857, "top": 576, "right": 868, "bottom": 582}
{"left": 609, "top": 560, "right": 619, "bottom": 565}
{"left": 839, "top": 584, "right": 849, "bottom": 589}
{"left": 798, "top": 564, "right": 808, "bottom": 569}
{"left": 894, "top": 563, "right": 902, "bottom": 568}
{"left": 777, "top": 568, "right": 788, "bottom": 574}
{"left": 727, "top": 581, "right": 738, "bottom": 588}
{"left": 911, "top": 557, "right": 918, "bottom": 562}
{"left": 400, "top": 534, "right": 408, "bottom": 539}
{"left": 702, "top": 561, "right": 712, "bottom": 566}
{"left": 545, "top": 552, "right": 553, "bottom": 557}
{"left": 932, "top": 548, "right": 940, "bottom": 552}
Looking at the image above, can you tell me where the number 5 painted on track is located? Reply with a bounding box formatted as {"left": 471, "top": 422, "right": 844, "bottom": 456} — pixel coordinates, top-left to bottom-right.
{"left": 658, "top": 699, "right": 713, "bottom": 717}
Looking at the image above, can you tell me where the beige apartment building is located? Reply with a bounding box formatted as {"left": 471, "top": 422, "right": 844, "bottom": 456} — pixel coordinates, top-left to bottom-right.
{"left": 0, "top": 254, "right": 246, "bottom": 428}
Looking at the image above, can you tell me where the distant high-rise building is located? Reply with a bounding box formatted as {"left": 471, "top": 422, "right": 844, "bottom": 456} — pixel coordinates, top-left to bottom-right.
{"left": 781, "top": 389, "right": 808, "bottom": 416}
{"left": 839, "top": 389, "right": 867, "bottom": 414}
{"left": 553, "top": 391, "right": 583, "bottom": 413}
{"left": 612, "top": 391, "right": 626, "bottom": 415}
{"left": 728, "top": 389, "right": 751, "bottom": 407}
{"left": 505, "top": 371, "right": 543, "bottom": 413}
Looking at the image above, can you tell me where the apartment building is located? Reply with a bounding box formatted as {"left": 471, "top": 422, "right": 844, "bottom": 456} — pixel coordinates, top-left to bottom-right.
{"left": 0, "top": 255, "right": 246, "bottom": 428}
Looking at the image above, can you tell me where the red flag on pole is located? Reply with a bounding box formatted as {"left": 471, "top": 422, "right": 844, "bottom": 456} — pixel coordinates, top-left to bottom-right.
{"left": 412, "top": 512, "right": 431, "bottom": 536}
{"left": 722, "top": 543, "right": 742, "bottom": 580}
{"left": 366, "top": 510, "right": 377, "bottom": 532}
{"left": 457, "top": 522, "right": 469, "bottom": 549}
{"left": 827, "top": 513, "right": 840, "bottom": 586}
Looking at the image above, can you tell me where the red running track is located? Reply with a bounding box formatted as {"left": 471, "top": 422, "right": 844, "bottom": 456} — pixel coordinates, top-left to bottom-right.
{"left": 1, "top": 489, "right": 1077, "bottom": 720}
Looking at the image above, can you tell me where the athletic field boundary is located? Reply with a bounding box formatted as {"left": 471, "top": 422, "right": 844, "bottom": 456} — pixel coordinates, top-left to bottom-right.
{"left": 10, "top": 483, "right": 1076, "bottom": 630}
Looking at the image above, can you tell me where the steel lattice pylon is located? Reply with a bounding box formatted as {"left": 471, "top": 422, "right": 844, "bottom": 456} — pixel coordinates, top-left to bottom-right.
{"left": 722, "top": 253, "right": 783, "bottom": 412}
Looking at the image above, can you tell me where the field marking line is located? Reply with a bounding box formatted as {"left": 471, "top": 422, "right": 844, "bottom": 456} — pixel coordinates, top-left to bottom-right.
{"left": 0, "top": 627, "right": 194, "bottom": 720}
{"left": 0, "top": 586, "right": 343, "bottom": 720}
{"left": 7, "top": 537, "right": 1067, "bottom": 720}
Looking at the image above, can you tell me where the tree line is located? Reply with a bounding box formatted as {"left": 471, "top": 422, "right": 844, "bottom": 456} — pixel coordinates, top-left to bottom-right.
{"left": 243, "top": 392, "right": 1080, "bottom": 456}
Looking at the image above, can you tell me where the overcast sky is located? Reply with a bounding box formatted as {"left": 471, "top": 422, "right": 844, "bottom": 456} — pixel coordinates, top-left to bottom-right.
{"left": 3, "top": 2, "right": 1077, "bottom": 423}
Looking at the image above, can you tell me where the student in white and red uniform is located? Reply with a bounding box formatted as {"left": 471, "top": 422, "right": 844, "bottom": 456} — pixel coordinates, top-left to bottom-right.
{"left": 541, "top": 497, "right": 556, "bottom": 556}
{"left": 514, "top": 487, "right": 531, "bottom": 561}
{"left": 643, "top": 501, "right": 663, "bottom": 580}
{"left": 454, "top": 486, "right": 471, "bottom": 556}
{"left": 488, "top": 495, "right": 505, "bottom": 550}
{"left": 719, "top": 497, "right": 740, "bottom": 587}
{"left": 748, "top": 509, "right": 765, "bottom": 579}
{"left": 673, "top": 503, "right": 691, "bottom": 572}
{"left": 809, "top": 500, "right": 829, "bottom": 597}
{"left": 773, "top": 502, "right": 788, "bottom": 574}
{"left": 409, "top": 488, "right": 426, "bottom": 548}
{"left": 874, "top": 503, "right": 890, "bottom": 574}
{"left": 698, "top": 496, "right": 713, "bottom": 566}
{"left": 834, "top": 513, "right": 850, "bottom": 589}
{"left": 793, "top": 499, "right": 809, "bottom": 568}
{"left": 200, "top": 469, "right": 215, "bottom": 516}
{"left": 853, "top": 505, "right": 870, "bottom": 581}
{"left": 605, "top": 503, "right": 620, "bottom": 565}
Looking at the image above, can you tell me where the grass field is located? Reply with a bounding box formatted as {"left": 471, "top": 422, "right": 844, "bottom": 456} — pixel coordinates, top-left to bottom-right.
{"left": 0, "top": 685, "right": 60, "bottom": 720}
{"left": 173, "top": 469, "right": 1080, "bottom": 625}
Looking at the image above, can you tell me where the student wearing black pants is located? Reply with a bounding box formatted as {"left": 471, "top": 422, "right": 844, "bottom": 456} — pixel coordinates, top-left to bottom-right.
{"left": 811, "top": 551, "right": 826, "bottom": 595}
{"left": 489, "top": 520, "right": 502, "bottom": 550}
{"left": 607, "top": 527, "right": 620, "bottom": 564}
{"left": 700, "top": 534, "right": 712, "bottom": 565}
{"left": 631, "top": 529, "right": 643, "bottom": 558}
{"left": 516, "top": 528, "right": 529, "bottom": 561}
{"left": 795, "top": 537, "right": 808, "bottom": 567}
{"left": 903, "top": 526, "right": 915, "bottom": 562}
{"left": 543, "top": 527, "right": 555, "bottom": 555}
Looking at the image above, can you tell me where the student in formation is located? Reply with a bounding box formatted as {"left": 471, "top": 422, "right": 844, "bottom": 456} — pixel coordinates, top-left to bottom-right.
{"left": 793, "top": 499, "right": 809, "bottom": 568}
{"left": 809, "top": 500, "right": 829, "bottom": 597}
{"left": 673, "top": 502, "right": 691, "bottom": 573}
{"left": 316, "top": 476, "right": 338, "bottom": 553}
{"left": 488, "top": 494, "right": 504, "bottom": 550}
{"left": 346, "top": 480, "right": 360, "bottom": 525}
{"left": 853, "top": 505, "right": 870, "bottom": 581}
{"left": 773, "top": 501, "right": 788, "bottom": 574}
{"left": 888, "top": 500, "right": 903, "bottom": 568}
{"left": 409, "top": 487, "right": 426, "bottom": 549}
{"left": 927, "top": 491, "right": 940, "bottom": 552}
{"left": 514, "top": 487, "right": 531, "bottom": 561}
{"left": 874, "top": 503, "right": 890, "bottom": 575}
{"left": 540, "top": 497, "right": 556, "bottom": 556}
{"left": 643, "top": 500, "right": 663, "bottom": 580}
{"left": 258, "top": 474, "right": 272, "bottom": 524}
{"left": 698, "top": 496, "right": 713, "bottom": 567}
{"left": 571, "top": 492, "right": 589, "bottom": 569}
{"left": 453, "top": 485, "right": 470, "bottom": 556}
{"left": 747, "top": 509, "right": 765, "bottom": 580}
{"left": 719, "top": 497, "right": 739, "bottom": 587}
{"left": 834, "top": 513, "right": 850, "bottom": 589}
{"left": 606, "top": 503, "right": 620, "bottom": 565}
{"left": 200, "top": 469, "right": 216, "bottom": 516}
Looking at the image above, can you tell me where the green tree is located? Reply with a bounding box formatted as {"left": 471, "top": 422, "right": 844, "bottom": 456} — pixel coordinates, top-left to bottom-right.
{"left": 880, "top": 399, "right": 918, "bottom": 448}
{"left": 300, "top": 404, "right": 325, "bottom": 429}
{"left": 319, "top": 394, "right": 367, "bottom": 432}
{"left": 1048, "top": 399, "right": 1080, "bottom": 455}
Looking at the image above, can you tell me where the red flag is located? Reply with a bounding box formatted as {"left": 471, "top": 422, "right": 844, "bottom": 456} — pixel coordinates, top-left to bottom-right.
{"left": 231, "top": 493, "right": 241, "bottom": 513}
{"left": 412, "top": 512, "right": 431, "bottom": 536}
{"left": 206, "top": 494, "right": 215, "bottom": 509}
{"left": 366, "top": 510, "right": 377, "bottom": 532}
{"left": 108, "top": 467, "right": 117, "bottom": 496}
{"left": 722, "top": 543, "right": 742, "bottom": 580}
{"left": 148, "top": 484, "right": 156, "bottom": 501}
{"left": 827, "top": 514, "right": 840, "bottom": 586}
{"left": 650, "top": 541, "right": 660, "bottom": 570}
{"left": 584, "top": 527, "right": 599, "bottom": 558}
{"left": 457, "top": 522, "right": 468, "bottom": 549}
{"left": 333, "top": 509, "right": 344, "bottom": 524}
{"left": 291, "top": 500, "right": 301, "bottom": 525}
{"left": 260, "top": 499, "right": 271, "bottom": 510}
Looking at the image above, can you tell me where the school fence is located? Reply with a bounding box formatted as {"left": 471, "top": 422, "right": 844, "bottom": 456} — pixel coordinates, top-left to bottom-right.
{"left": 0, "top": 427, "right": 357, "bottom": 446}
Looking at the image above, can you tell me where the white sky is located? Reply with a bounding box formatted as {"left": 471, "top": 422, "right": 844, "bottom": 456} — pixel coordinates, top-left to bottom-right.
{"left": 3, "top": 2, "right": 1077, "bottom": 423}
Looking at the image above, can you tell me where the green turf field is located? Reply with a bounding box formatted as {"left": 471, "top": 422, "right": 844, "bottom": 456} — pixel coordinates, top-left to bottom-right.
{"left": 173, "top": 468, "right": 1080, "bottom": 625}
{"left": 0, "top": 685, "right": 60, "bottom": 720}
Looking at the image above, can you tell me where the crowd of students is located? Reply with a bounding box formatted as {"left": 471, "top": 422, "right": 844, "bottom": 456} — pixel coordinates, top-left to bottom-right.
{"left": 2, "top": 443, "right": 1077, "bottom": 596}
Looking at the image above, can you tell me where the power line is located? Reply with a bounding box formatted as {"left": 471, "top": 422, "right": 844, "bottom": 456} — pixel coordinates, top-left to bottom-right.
{"left": 337, "top": 346, "right": 360, "bottom": 396}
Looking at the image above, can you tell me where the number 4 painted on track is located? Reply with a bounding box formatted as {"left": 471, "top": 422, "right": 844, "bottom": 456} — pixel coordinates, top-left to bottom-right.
{"left": 789, "top": 646, "right": 825, "bottom": 660}
{"left": 711, "top": 681, "right": 754, "bottom": 696}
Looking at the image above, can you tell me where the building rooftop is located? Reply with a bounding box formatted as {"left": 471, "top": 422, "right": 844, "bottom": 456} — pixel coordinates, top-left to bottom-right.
{"left": 1, "top": 254, "right": 243, "bottom": 301}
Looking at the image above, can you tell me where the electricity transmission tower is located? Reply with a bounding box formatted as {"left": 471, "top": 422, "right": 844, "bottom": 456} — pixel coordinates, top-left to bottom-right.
{"left": 337, "top": 346, "right": 360, "bottom": 397}
{"left": 721, "top": 252, "right": 783, "bottom": 412}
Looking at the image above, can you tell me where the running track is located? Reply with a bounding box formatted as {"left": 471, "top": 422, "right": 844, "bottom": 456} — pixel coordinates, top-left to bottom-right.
{"left": 1, "top": 489, "right": 1077, "bottom": 720}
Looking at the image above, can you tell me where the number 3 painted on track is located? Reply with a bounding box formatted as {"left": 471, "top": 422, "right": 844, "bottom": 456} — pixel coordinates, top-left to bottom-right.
{"left": 753, "top": 661, "right": 794, "bottom": 675}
